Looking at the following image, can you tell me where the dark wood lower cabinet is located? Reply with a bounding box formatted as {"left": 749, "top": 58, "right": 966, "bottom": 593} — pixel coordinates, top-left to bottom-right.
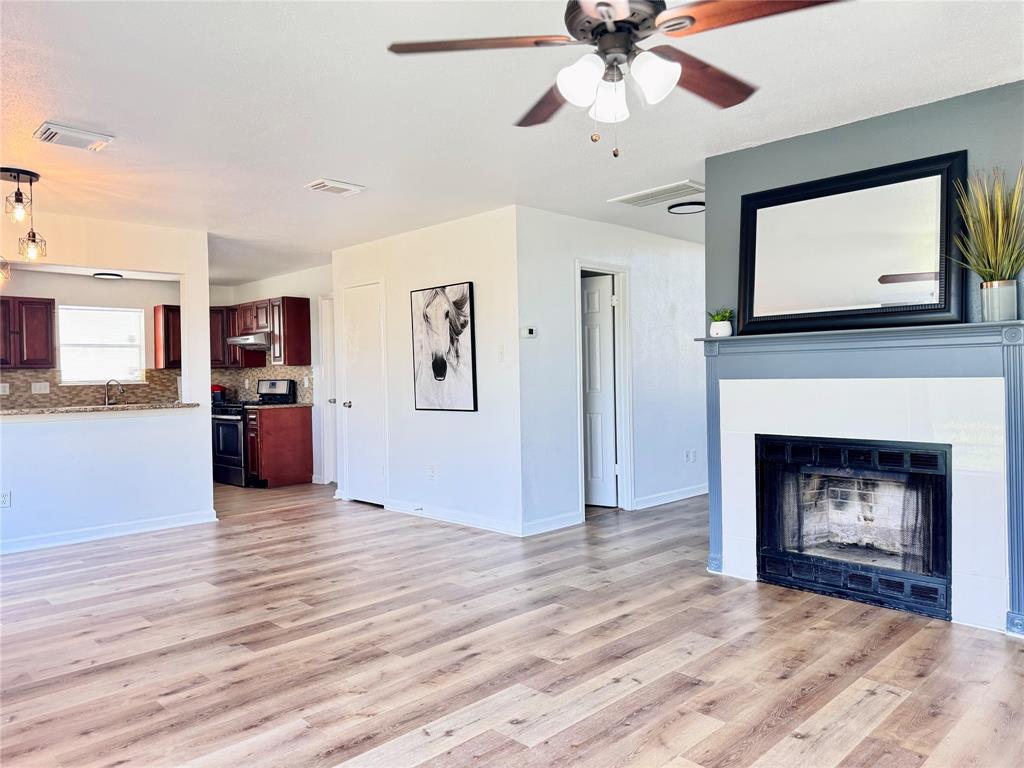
{"left": 244, "top": 406, "right": 313, "bottom": 488}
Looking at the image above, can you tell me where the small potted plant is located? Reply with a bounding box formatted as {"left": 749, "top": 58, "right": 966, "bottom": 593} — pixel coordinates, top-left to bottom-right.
{"left": 707, "top": 307, "right": 735, "bottom": 338}
{"left": 954, "top": 166, "right": 1024, "bottom": 322}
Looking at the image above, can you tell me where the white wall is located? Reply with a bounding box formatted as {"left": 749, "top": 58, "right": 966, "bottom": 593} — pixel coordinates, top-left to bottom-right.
{"left": 332, "top": 207, "right": 524, "bottom": 534}
{"left": 0, "top": 212, "right": 213, "bottom": 552}
{"left": 5, "top": 269, "right": 180, "bottom": 369}
{"left": 515, "top": 207, "right": 708, "bottom": 533}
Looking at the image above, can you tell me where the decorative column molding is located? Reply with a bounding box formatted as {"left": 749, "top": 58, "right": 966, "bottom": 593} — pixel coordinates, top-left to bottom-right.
{"left": 704, "top": 341, "right": 723, "bottom": 572}
{"left": 1003, "top": 325, "right": 1024, "bottom": 635}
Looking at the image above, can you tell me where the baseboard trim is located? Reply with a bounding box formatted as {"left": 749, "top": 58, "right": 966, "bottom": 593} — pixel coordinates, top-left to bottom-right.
{"left": 1, "top": 510, "right": 218, "bottom": 554}
{"left": 384, "top": 498, "right": 520, "bottom": 537}
{"left": 633, "top": 483, "right": 709, "bottom": 510}
{"left": 522, "top": 510, "right": 582, "bottom": 537}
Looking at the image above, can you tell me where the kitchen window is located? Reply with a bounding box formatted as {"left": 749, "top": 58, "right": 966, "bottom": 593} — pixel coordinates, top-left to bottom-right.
{"left": 58, "top": 306, "right": 146, "bottom": 384}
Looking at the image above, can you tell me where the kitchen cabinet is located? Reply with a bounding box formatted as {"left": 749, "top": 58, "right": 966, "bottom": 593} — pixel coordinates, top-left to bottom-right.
{"left": 0, "top": 296, "right": 56, "bottom": 369}
{"left": 154, "top": 304, "right": 182, "bottom": 369}
{"left": 268, "top": 296, "right": 311, "bottom": 366}
{"left": 237, "top": 300, "right": 271, "bottom": 334}
{"left": 244, "top": 406, "right": 313, "bottom": 487}
{"left": 210, "top": 307, "right": 230, "bottom": 368}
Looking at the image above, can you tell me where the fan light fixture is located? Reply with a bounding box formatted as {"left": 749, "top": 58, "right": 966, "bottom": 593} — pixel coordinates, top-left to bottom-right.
{"left": 630, "top": 50, "right": 682, "bottom": 105}
{"left": 556, "top": 53, "right": 605, "bottom": 107}
{"left": 556, "top": 49, "right": 680, "bottom": 124}
{"left": 2, "top": 168, "right": 47, "bottom": 262}
{"left": 588, "top": 77, "right": 629, "bottom": 123}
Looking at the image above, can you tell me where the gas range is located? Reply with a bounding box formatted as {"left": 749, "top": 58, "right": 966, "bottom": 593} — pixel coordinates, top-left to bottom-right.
{"left": 212, "top": 379, "right": 298, "bottom": 487}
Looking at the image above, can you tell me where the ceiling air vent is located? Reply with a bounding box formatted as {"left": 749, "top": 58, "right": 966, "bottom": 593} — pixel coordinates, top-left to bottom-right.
{"left": 304, "top": 178, "right": 366, "bottom": 197}
{"left": 33, "top": 122, "right": 114, "bottom": 152}
{"left": 607, "top": 179, "right": 705, "bottom": 207}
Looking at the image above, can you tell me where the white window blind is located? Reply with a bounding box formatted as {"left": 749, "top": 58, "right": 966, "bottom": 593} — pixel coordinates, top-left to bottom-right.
{"left": 58, "top": 306, "right": 146, "bottom": 384}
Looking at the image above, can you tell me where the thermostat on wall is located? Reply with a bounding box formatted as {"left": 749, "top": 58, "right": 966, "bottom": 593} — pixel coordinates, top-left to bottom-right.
{"left": 521, "top": 327, "right": 538, "bottom": 339}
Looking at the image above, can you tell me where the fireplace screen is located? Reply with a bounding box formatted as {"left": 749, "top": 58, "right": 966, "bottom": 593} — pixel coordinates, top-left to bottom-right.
{"left": 756, "top": 435, "right": 951, "bottom": 619}
{"left": 779, "top": 469, "right": 934, "bottom": 574}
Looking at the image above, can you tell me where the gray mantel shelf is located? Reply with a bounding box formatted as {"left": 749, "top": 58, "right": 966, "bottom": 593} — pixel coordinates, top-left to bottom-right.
{"left": 698, "top": 320, "right": 1024, "bottom": 636}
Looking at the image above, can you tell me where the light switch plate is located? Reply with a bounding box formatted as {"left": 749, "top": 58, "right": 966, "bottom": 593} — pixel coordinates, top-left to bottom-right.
{"left": 31, "top": 382, "right": 50, "bottom": 395}
{"left": 0, "top": 382, "right": 9, "bottom": 396}
{"left": 521, "top": 326, "right": 538, "bottom": 339}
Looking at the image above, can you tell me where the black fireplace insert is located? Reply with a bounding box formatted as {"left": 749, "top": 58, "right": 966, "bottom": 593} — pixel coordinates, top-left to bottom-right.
{"left": 756, "top": 434, "right": 951, "bottom": 620}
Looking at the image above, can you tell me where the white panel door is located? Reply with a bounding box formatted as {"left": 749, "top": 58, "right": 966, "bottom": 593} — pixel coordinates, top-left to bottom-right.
{"left": 342, "top": 283, "right": 386, "bottom": 504}
{"left": 581, "top": 275, "right": 617, "bottom": 507}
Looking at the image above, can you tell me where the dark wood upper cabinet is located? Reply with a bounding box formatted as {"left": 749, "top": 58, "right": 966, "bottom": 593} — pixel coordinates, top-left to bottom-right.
{"left": 154, "top": 304, "right": 182, "bottom": 369}
{"left": 236, "top": 303, "right": 256, "bottom": 335}
{"left": 210, "top": 307, "right": 230, "bottom": 368}
{"left": 269, "top": 296, "right": 310, "bottom": 366}
{"left": 253, "top": 300, "right": 271, "bottom": 333}
{"left": 1, "top": 296, "right": 56, "bottom": 369}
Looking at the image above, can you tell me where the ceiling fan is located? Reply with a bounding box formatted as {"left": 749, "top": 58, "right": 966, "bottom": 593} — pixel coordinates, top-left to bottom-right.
{"left": 389, "top": 1, "right": 837, "bottom": 129}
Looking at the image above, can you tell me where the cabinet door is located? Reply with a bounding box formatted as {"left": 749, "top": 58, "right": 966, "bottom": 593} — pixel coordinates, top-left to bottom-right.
{"left": 14, "top": 298, "right": 56, "bottom": 368}
{"left": 237, "top": 303, "right": 256, "bottom": 334}
{"left": 154, "top": 305, "right": 182, "bottom": 369}
{"left": 269, "top": 298, "right": 284, "bottom": 365}
{"left": 210, "top": 308, "right": 229, "bottom": 368}
{"left": 245, "top": 417, "right": 261, "bottom": 482}
{"left": 253, "top": 300, "right": 271, "bottom": 332}
{"left": 0, "top": 296, "right": 13, "bottom": 368}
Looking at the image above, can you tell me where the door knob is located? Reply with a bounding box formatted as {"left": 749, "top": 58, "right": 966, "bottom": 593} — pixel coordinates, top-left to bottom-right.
{"left": 328, "top": 398, "right": 337, "bottom": 404}
{"left": 342, "top": 401, "right": 352, "bottom": 408}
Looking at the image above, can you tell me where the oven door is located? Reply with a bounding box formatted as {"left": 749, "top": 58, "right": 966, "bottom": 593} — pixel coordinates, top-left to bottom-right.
{"left": 212, "top": 415, "right": 246, "bottom": 486}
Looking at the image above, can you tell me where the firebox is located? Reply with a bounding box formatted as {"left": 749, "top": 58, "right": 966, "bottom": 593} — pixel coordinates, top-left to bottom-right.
{"left": 755, "top": 434, "right": 951, "bottom": 620}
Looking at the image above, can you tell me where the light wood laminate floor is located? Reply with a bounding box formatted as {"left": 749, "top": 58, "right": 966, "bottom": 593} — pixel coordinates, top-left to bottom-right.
{"left": 214, "top": 482, "right": 338, "bottom": 518}
{"left": 1, "top": 493, "right": 1021, "bottom": 767}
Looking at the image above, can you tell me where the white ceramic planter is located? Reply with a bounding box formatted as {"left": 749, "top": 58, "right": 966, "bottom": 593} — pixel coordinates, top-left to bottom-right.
{"left": 709, "top": 320, "right": 733, "bottom": 338}
{"left": 981, "top": 280, "right": 1018, "bottom": 322}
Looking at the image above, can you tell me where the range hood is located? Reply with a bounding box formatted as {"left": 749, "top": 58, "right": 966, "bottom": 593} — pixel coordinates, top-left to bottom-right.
{"left": 226, "top": 333, "right": 270, "bottom": 350}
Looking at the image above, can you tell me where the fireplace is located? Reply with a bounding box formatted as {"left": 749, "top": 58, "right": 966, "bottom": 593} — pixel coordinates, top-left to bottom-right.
{"left": 756, "top": 434, "right": 951, "bottom": 619}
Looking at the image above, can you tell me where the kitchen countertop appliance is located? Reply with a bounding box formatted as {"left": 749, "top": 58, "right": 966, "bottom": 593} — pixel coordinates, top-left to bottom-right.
{"left": 212, "top": 379, "right": 298, "bottom": 486}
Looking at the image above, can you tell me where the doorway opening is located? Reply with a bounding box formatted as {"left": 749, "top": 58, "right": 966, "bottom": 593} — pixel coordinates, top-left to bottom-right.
{"left": 577, "top": 263, "right": 633, "bottom": 520}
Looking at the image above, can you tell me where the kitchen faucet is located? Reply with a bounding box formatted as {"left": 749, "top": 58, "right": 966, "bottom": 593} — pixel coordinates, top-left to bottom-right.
{"left": 104, "top": 379, "right": 127, "bottom": 406}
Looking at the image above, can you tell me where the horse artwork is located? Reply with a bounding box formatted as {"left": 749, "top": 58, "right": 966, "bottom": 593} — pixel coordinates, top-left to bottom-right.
{"left": 410, "top": 282, "right": 477, "bottom": 411}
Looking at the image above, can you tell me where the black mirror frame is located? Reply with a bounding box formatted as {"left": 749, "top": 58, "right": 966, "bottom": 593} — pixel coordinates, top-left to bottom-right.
{"left": 736, "top": 150, "right": 967, "bottom": 335}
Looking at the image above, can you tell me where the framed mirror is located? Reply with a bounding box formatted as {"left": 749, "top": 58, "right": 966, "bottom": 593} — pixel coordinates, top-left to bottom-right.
{"left": 737, "top": 151, "right": 967, "bottom": 335}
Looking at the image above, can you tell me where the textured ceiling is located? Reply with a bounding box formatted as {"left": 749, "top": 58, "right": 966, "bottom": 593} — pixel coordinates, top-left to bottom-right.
{"left": 2, "top": 1, "right": 1022, "bottom": 284}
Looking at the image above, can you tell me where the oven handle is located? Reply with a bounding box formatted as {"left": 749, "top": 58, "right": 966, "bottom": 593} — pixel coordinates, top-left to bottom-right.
{"left": 212, "top": 415, "right": 242, "bottom": 421}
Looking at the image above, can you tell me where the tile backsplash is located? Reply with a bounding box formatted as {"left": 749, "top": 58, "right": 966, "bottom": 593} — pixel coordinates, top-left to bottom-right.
{"left": 210, "top": 365, "right": 314, "bottom": 404}
{"left": 0, "top": 368, "right": 181, "bottom": 409}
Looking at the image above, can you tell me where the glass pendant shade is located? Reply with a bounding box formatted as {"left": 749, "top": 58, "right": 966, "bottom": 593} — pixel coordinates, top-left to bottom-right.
{"left": 5, "top": 188, "right": 29, "bottom": 224}
{"left": 19, "top": 230, "right": 46, "bottom": 261}
{"left": 556, "top": 53, "right": 605, "bottom": 107}
{"left": 0, "top": 257, "right": 10, "bottom": 282}
{"left": 588, "top": 78, "right": 629, "bottom": 124}
{"left": 630, "top": 51, "right": 682, "bottom": 105}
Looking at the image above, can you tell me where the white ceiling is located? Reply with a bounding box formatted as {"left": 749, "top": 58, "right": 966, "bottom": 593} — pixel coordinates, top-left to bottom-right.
{"left": 2, "top": 1, "right": 1021, "bottom": 285}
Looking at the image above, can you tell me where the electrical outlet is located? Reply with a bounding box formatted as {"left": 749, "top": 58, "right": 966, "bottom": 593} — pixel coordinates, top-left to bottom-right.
{"left": 427, "top": 465, "right": 437, "bottom": 481}
{"left": 31, "top": 382, "right": 50, "bottom": 395}
{"left": 0, "top": 491, "right": 11, "bottom": 509}
{"left": 303, "top": 376, "right": 310, "bottom": 387}
{"left": 0, "top": 382, "right": 9, "bottom": 396}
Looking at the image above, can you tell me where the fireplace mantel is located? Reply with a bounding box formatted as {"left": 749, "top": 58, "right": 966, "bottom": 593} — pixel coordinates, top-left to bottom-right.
{"left": 700, "top": 320, "right": 1024, "bottom": 635}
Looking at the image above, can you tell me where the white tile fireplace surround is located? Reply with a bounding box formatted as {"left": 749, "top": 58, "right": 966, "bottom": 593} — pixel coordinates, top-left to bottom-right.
{"left": 718, "top": 377, "right": 1008, "bottom": 631}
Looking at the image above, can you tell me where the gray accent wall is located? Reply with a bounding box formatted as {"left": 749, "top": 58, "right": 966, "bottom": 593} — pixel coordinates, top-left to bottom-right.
{"left": 706, "top": 82, "right": 1024, "bottom": 319}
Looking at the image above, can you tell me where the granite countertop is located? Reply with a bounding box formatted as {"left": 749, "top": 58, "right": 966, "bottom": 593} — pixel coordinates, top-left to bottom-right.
{"left": 243, "top": 403, "right": 312, "bottom": 410}
{"left": 0, "top": 402, "right": 201, "bottom": 417}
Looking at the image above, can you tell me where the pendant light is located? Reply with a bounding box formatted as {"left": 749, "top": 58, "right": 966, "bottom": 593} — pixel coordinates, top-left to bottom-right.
{"left": 2, "top": 168, "right": 46, "bottom": 261}
{"left": 0, "top": 257, "right": 10, "bottom": 283}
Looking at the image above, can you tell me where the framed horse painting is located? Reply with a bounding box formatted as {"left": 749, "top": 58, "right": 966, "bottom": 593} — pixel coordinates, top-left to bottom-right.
{"left": 410, "top": 281, "right": 478, "bottom": 411}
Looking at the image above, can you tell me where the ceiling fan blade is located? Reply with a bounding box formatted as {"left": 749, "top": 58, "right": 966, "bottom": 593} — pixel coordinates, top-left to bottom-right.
{"left": 655, "top": 0, "right": 838, "bottom": 38}
{"left": 388, "top": 35, "right": 577, "bottom": 54}
{"left": 516, "top": 86, "right": 566, "bottom": 127}
{"left": 649, "top": 45, "right": 756, "bottom": 108}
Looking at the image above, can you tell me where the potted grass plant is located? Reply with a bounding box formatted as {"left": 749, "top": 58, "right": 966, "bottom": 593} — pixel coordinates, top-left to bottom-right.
{"left": 707, "top": 307, "right": 735, "bottom": 338}
{"left": 954, "top": 166, "right": 1024, "bottom": 322}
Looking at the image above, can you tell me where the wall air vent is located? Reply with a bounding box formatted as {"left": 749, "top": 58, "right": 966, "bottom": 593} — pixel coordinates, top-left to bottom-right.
{"left": 304, "top": 178, "right": 366, "bottom": 197}
{"left": 607, "top": 179, "right": 705, "bottom": 207}
{"left": 33, "top": 122, "right": 114, "bottom": 152}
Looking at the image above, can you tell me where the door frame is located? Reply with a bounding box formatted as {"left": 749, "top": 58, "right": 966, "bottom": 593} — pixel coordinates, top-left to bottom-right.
{"left": 574, "top": 259, "right": 635, "bottom": 516}
{"left": 335, "top": 280, "right": 390, "bottom": 502}
{"left": 315, "top": 295, "right": 336, "bottom": 485}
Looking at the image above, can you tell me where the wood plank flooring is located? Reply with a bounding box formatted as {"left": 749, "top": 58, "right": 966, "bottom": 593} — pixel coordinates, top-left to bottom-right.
{"left": 213, "top": 482, "right": 338, "bottom": 518}
{"left": 1, "top": 492, "right": 1021, "bottom": 767}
